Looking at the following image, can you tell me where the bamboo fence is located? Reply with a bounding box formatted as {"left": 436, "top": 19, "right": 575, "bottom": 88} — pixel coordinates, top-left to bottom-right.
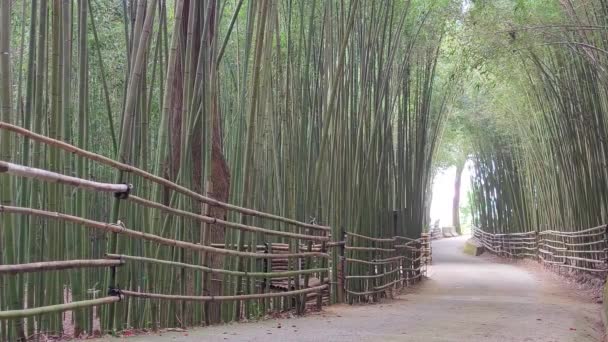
{"left": 473, "top": 226, "right": 608, "bottom": 274}
{"left": 342, "top": 231, "right": 430, "bottom": 303}
{"left": 0, "top": 123, "right": 332, "bottom": 324}
{"left": 0, "top": 122, "right": 431, "bottom": 330}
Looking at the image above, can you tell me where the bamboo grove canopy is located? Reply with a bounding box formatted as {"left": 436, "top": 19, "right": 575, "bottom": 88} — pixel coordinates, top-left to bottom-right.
{"left": 463, "top": 0, "right": 608, "bottom": 235}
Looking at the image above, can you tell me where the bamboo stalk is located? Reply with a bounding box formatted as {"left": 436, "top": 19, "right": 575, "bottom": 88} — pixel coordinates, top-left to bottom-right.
{"left": 0, "top": 297, "right": 120, "bottom": 320}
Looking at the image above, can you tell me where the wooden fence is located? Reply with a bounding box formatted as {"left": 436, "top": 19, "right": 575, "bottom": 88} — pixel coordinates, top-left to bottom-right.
{"left": 0, "top": 122, "right": 431, "bottom": 334}
{"left": 473, "top": 226, "right": 608, "bottom": 274}
{"left": 340, "top": 232, "right": 430, "bottom": 303}
{"left": 0, "top": 122, "right": 330, "bottom": 326}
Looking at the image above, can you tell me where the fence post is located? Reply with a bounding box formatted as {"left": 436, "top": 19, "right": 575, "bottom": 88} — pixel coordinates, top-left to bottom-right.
{"left": 337, "top": 228, "right": 346, "bottom": 303}
{"left": 604, "top": 225, "right": 608, "bottom": 267}
{"left": 534, "top": 230, "right": 539, "bottom": 261}
{"left": 317, "top": 239, "right": 327, "bottom": 311}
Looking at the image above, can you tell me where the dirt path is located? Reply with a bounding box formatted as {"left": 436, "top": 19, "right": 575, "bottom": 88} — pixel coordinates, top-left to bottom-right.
{"left": 106, "top": 236, "right": 604, "bottom": 341}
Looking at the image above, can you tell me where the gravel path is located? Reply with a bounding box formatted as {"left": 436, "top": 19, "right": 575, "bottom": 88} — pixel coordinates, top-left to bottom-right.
{"left": 105, "top": 236, "right": 604, "bottom": 342}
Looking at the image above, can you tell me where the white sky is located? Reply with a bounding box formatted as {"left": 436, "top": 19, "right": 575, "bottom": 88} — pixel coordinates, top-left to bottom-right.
{"left": 430, "top": 160, "right": 473, "bottom": 227}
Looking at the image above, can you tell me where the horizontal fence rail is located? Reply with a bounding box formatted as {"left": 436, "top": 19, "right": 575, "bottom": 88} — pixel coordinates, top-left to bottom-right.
{"left": 473, "top": 226, "right": 608, "bottom": 273}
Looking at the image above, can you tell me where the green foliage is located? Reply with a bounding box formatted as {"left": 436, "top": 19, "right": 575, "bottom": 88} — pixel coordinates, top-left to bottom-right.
{"left": 459, "top": 0, "right": 608, "bottom": 235}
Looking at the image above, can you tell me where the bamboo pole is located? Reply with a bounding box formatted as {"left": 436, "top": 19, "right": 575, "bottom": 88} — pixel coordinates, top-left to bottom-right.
{"left": 0, "top": 122, "right": 331, "bottom": 232}
{"left": 106, "top": 254, "right": 328, "bottom": 278}
{"left": 129, "top": 195, "right": 328, "bottom": 241}
{"left": 345, "top": 232, "right": 395, "bottom": 242}
{"left": 120, "top": 284, "right": 329, "bottom": 302}
{"left": 0, "top": 205, "right": 329, "bottom": 259}
{"left": 0, "top": 160, "right": 131, "bottom": 193}
{"left": 344, "top": 246, "right": 396, "bottom": 252}
{"left": 0, "top": 297, "right": 120, "bottom": 320}
{"left": 0, "top": 259, "right": 124, "bottom": 274}
{"left": 345, "top": 268, "right": 400, "bottom": 280}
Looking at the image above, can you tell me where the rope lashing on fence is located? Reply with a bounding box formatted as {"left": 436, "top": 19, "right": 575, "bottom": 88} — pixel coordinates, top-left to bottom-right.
{"left": 0, "top": 122, "right": 329, "bottom": 231}
{"left": 0, "top": 205, "right": 330, "bottom": 259}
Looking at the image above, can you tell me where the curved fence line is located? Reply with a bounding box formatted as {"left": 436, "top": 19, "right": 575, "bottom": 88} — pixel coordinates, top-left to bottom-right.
{"left": 472, "top": 226, "right": 608, "bottom": 274}
{"left": 342, "top": 231, "right": 430, "bottom": 303}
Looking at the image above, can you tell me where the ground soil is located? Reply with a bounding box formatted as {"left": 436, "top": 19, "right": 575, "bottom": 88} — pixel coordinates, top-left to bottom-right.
{"left": 101, "top": 236, "right": 605, "bottom": 342}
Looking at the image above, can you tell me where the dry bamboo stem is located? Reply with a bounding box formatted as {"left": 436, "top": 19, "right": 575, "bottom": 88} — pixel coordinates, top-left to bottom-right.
{"left": 345, "top": 267, "right": 400, "bottom": 280}
{"left": 0, "top": 297, "right": 120, "bottom": 320}
{"left": 106, "top": 254, "right": 329, "bottom": 278}
{"left": 540, "top": 225, "right": 606, "bottom": 235}
{"left": 0, "top": 122, "right": 330, "bottom": 231}
{"left": 560, "top": 255, "right": 605, "bottom": 263}
{"left": 394, "top": 235, "right": 417, "bottom": 241}
{"left": 394, "top": 244, "right": 423, "bottom": 250}
{"left": 344, "top": 246, "right": 396, "bottom": 252}
{"left": 0, "top": 259, "right": 124, "bottom": 274}
{"left": 0, "top": 160, "right": 130, "bottom": 193}
{"left": 561, "top": 240, "right": 604, "bottom": 247}
{"left": 373, "top": 278, "right": 402, "bottom": 291}
{"left": 345, "top": 232, "right": 395, "bottom": 242}
{"left": 345, "top": 257, "right": 404, "bottom": 265}
{"left": 345, "top": 289, "right": 383, "bottom": 296}
{"left": 129, "top": 195, "right": 328, "bottom": 241}
{"left": 121, "top": 284, "right": 329, "bottom": 301}
{"left": 0, "top": 205, "right": 329, "bottom": 259}
{"left": 539, "top": 256, "right": 607, "bottom": 272}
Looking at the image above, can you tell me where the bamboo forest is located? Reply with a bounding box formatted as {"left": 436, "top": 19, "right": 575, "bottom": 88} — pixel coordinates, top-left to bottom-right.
{"left": 0, "top": 0, "right": 607, "bottom": 341}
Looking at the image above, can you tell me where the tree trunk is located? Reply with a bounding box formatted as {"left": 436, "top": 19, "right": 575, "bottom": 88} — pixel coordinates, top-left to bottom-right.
{"left": 452, "top": 162, "right": 465, "bottom": 235}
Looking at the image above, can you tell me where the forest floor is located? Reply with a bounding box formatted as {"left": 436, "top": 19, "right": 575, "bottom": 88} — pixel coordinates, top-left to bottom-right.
{"left": 103, "top": 236, "right": 604, "bottom": 342}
